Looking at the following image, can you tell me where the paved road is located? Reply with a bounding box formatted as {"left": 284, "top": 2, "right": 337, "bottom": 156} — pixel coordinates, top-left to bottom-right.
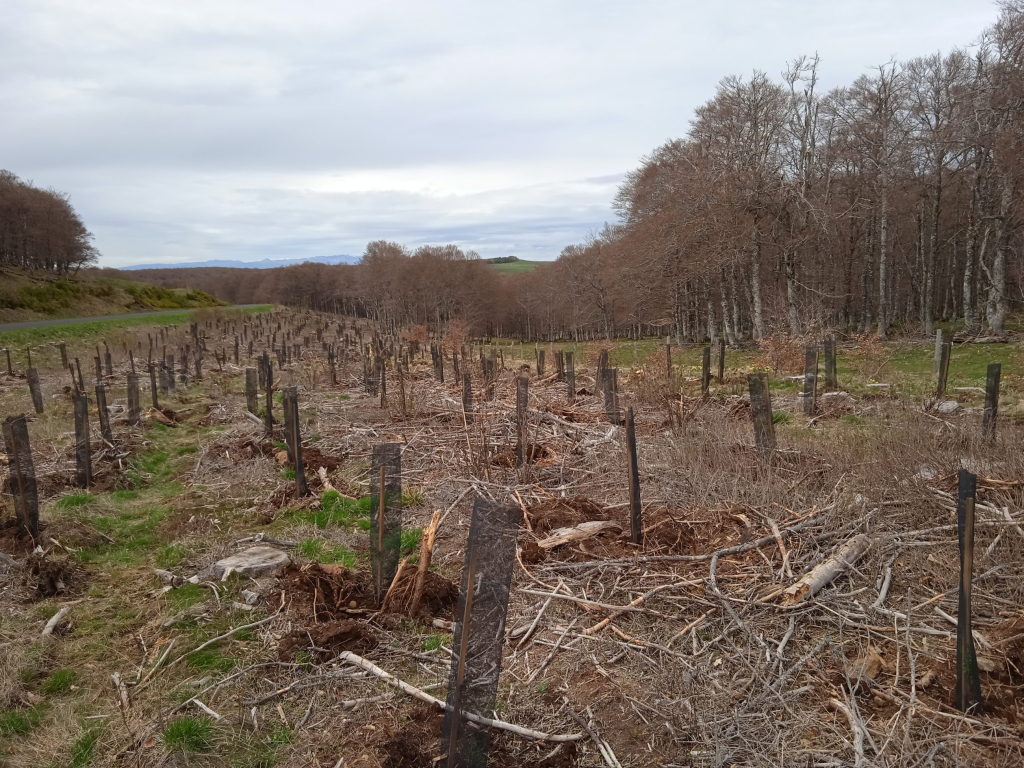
{"left": 0, "top": 305, "right": 263, "bottom": 333}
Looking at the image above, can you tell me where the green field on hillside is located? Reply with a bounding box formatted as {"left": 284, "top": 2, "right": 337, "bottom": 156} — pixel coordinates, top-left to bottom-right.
{"left": 487, "top": 259, "right": 543, "bottom": 273}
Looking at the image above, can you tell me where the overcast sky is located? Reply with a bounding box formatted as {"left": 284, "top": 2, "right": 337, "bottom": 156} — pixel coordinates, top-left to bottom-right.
{"left": 1, "top": 0, "right": 1000, "bottom": 268}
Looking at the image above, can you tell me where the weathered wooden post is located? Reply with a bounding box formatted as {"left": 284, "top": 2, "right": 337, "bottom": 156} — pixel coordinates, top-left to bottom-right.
{"left": 462, "top": 372, "right": 473, "bottom": 425}
{"left": 604, "top": 368, "right": 622, "bottom": 425}
{"left": 284, "top": 387, "right": 310, "bottom": 497}
{"left": 803, "top": 346, "right": 819, "bottom": 416}
{"left": 718, "top": 338, "right": 726, "bottom": 384}
{"left": 245, "top": 368, "right": 258, "bottom": 414}
{"left": 955, "top": 469, "right": 984, "bottom": 714}
{"left": 936, "top": 338, "right": 952, "bottom": 399}
{"left": 104, "top": 344, "right": 113, "bottom": 377}
{"left": 59, "top": 342, "right": 67, "bottom": 368}
{"left": 234, "top": 336, "right": 239, "bottom": 365}
{"left": 397, "top": 362, "right": 407, "bottom": 416}
{"left": 701, "top": 346, "right": 711, "bottom": 398}
{"left": 516, "top": 375, "right": 529, "bottom": 467}
{"left": 665, "top": 337, "right": 672, "bottom": 380}
{"left": 95, "top": 384, "right": 113, "bottom": 444}
{"left": 26, "top": 368, "right": 43, "bottom": 414}
{"left": 442, "top": 497, "right": 520, "bottom": 768}
{"left": 158, "top": 361, "right": 170, "bottom": 396}
{"left": 747, "top": 372, "right": 775, "bottom": 455}
{"left": 555, "top": 349, "right": 564, "bottom": 381}
{"left": 2, "top": 415, "right": 40, "bottom": 540}
{"left": 537, "top": 349, "right": 545, "bottom": 376}
{"left": 127, "top": 373, "right": 141, "bottom": 426}
{"left": 625, "top": 406, "right": 642, "bottom": 546}
{"left": 566, "top": 351, "right": 575, "bottom": 404}
{"left": 370, "top": 443, "right": 402, "bottom": 606}
{"left": 3, "top": 348, "right": 11, "bottom": 376}
{"left": 166, "top": 354, "right": 176, "bottom": 392}
{"left": 934, "top": 329, "right": 944, "bottom": 373}
{"left": 73, "top": 393, "right": 92, "bottom": 488}
{"left": 982, "top": 362, "right": 1001, "bottom": 442}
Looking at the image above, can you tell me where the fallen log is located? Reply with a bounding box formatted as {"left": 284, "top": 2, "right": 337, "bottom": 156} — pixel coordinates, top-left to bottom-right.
{"left": 538, "top": 520, "right": 622, "bottom": 550}
{"left": 781, "top": 533, "right": 872, "bottom": 605}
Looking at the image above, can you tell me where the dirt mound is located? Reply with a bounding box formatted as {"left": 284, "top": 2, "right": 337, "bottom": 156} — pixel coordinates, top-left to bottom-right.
{"left": 527, "top": 497, "right": 605, "bottom": 535}
{"left": 381, "top": 568, "right": 458, "bottom": 619}
{"left": 301, "top": 446, "right": 345, "bottom": 473}
{"left": 24, "top": 553, "right": 83, "bottom": 598}
{"left": 277, "top": 618, "right": 377, "bottom": 661}
{"left": 280, "top": 562, "right": 374, "bottom": 621}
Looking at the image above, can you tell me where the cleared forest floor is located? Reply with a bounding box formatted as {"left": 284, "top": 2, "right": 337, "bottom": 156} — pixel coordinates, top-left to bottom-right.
{"left": 1, "top": 312, "right": 1024, "bottom": 767}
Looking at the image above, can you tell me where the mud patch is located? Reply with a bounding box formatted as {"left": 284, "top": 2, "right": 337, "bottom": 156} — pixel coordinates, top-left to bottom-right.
{"left": 380, "top": 568, "right": 458, "bottom": 619}
{"left": 302, "top": 446, "right": 346, "bottom": 474}
{"left": 280, "top": 562, "right": 374, "bottom": 621}
{"left": 278, "top": 618, "right": 378, "bottom": 661}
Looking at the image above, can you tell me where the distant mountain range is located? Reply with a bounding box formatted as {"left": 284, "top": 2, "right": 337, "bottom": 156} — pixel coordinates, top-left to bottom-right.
{"left": 121, "top": 254, "right": 360, "bottom": 270}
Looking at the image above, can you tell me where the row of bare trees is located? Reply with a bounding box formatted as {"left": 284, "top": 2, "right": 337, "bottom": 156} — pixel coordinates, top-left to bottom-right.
{"left": 126, "top": 4, "right": 1024, "bottom": 342}
{"left": 0, "top": 170, "right": 99, "bottom": 274}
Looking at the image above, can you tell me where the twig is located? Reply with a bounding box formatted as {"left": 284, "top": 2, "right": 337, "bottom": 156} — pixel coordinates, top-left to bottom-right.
{"left": 336, "top": 651, "right": 583, "bottom": 742}
{"left": 41, "top": 607, "right": 70, "bottom": 637}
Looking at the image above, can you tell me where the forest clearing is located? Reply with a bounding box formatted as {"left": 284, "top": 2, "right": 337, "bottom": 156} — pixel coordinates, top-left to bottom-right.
{"left": 1, "top": 308, "right": 1023, "bottom": 768}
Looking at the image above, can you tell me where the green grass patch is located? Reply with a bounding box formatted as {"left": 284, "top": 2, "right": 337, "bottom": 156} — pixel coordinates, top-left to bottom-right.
{"left": 306, "top": 490, "right": 371, "bottom": 528}
{"left": 41, "top": 668, "right": 77, "bottom": 695}
{"left": 68, "top": 727, "right": 103, "bottom": 768}
{"left": 165, "top": 582, "right": 207, "bottom": 610}
{"left": 402, "top": 487, "right": 426, "bottom": 507}
{"left": 297, "top": 538, "right": 358, "bottom": 567}
{"left": 156, "top": 543, "right": 190, "bottom": 569}
{"left": 78, "top": 505, "right": 170, "bottom": 566}
{"left": 109, "top": 489, "right": 139, "bottom": 503}
{"left": 772, "top": 411, "right": 792, "bottom": 425}
{"left": 163, "top": 716, "right": 215, "bottom": 753}
{"left": 55, "top": 492, "right": 96, "bottom": 509}
{"left": 0, "top": 704, "right": 46, "bottom": 738}
{"left": 423, "top": 634, "right": 444, "bottom": 652}
{"left": 401, "top": 528, "right": 422, "bottom": 556}
{"left": 186, "top": 647, "right": 235, "bottom": 674}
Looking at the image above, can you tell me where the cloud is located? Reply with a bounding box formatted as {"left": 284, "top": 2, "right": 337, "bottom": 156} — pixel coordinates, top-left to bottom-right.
{"left": 0, "top": 0, "right": 999, "bottom": 267}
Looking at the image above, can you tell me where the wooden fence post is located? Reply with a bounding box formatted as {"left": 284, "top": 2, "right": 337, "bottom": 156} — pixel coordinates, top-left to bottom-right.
{"left": 747, "top": 372, "right": 775, "bottom": 455}
{"left": 148, "top": 361, "right": 159, "bottom": 409}
{"left": 59, "top": 343, "right": 67, "bottom": 368}
{"left": 516, "top": 375, "right": 529, "bottom": 467}
{"left": 803, "top": 346, "right": 819, "bottom": 416}
{"left": 982, "top": 362, "right": 1001, "bottom": 442}
{"left": 167, "top": 354, "right": 176, "bottom": 392}
{"left": 2, "top": 415, "right": 40, "bottom": 540}
{"left": 104, "top": 344, "right": 113, "bottom": 377}
{"left": 955, "top": 469, "right": 984, "bottom": 714}
{"left": 95, "top": 384, "right": 113, "bottom": 444}
{"left": 73, "top": 393, "right": 92, "bottom": 489}
{"left": 934, "top": 329, "right": 944, "bottom": 374}
{"left": 625, "top": 406, "right": 642, "bottom": 546}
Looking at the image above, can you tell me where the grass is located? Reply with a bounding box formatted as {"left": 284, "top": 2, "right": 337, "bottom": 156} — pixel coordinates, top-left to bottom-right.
{"left": 41, "top": 669, "right": 77, "bottom": 695}
{"left": 68, "top": 728, "right": 103, "bottom": 768}
{"left": 307, "top": 490, "right": 372, "bottom": 528}
{"left": 0, "top": 304, "right": 272, "bottom": 348}
{"left": 423, "top": 634, "right": 444, "bottom": 652}
{"left": 0, "top": 704, "right": 46, "bottom": 738}
{"left": 55, "top": 493, "right": 96, "bottom": 509}
{"left": 186, "top": 647, "right": 235, "bottom": 673}
{"left": 163, "top": 716, "right": 215, "bottom": 753}
{"left": 297, "top": 538, "right": 358, "bottom": 567}
{"left": 487, "top": 259, "right": 542, "bottom": 274}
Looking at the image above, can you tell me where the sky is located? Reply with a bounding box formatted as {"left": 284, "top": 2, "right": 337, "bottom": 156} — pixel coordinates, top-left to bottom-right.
{"left": 1, "top": 0, "right": 1001, "bottom": 268}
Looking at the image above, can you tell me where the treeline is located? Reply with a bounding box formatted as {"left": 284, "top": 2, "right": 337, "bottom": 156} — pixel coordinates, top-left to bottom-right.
{"left": 130, "top": 4, "right": 1024, "bottom": 342}
{"left": 0, "top": 170, "right": 99, "bottom": 274}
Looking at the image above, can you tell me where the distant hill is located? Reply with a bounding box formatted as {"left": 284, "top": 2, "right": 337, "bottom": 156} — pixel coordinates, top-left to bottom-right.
{"left": 121, "top": 254, "right": 360, "bottom": 270}
{"left": 485, "top": 256, "right": 542, "bottom": 274}
{"left": 0, "top": 267, "right": 225, "bottom": 323}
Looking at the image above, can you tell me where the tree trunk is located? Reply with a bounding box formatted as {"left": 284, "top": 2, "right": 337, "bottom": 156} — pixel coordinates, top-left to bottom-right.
{"left": 750, "top": 237, "right": 766, "bottom": 339}
{"left": 783, "top": 249, "right": 800, "bottom": 336}
{"left": 986, "top": 177, "right": 1012, "bottom": 333}
{"left": 877, "top": 177, "right": 890, "bottom": 339}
